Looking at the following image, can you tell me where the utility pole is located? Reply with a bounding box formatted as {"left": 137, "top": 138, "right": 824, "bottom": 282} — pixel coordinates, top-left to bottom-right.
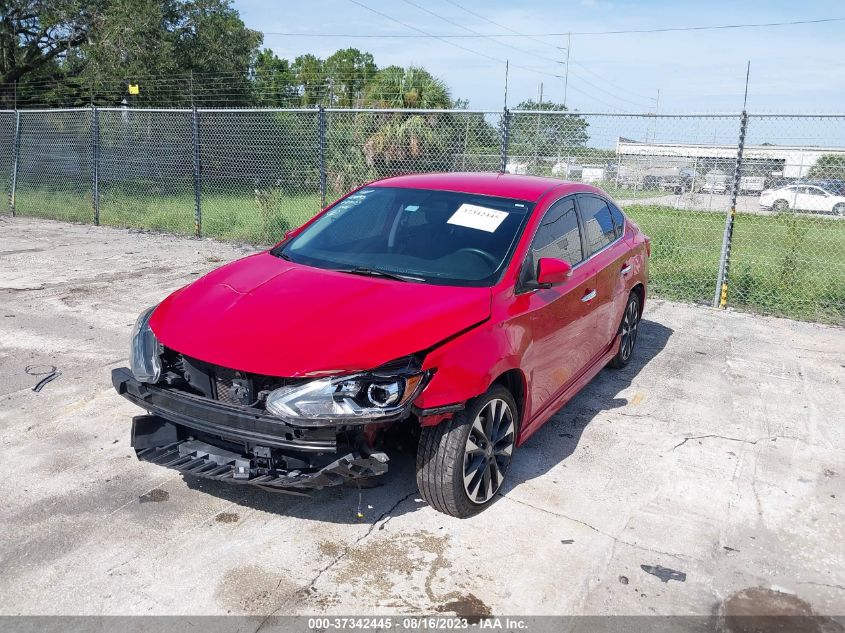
{"left": 534, "top": 83, "right": 544, "bottom": 170}
{"left": 503, "top": 60, "right": 509, "bottom": 110}
{"left": 563, "top": 33, "right": 571, "bottom": 109}
{"left": 653, "top": 88, "right": 660, "bottom": 141}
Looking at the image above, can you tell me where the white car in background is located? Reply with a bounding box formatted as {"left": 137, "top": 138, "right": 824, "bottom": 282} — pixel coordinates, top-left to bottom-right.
{"left": 760, "top": 184, "right": 845, "bottom": 216}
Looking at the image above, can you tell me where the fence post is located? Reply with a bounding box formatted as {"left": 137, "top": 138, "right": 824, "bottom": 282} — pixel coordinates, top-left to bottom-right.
{"left": 9, "top": 110, "right": 20, "bottom": 216}
{"left": 91, "top": 105, "right": 100, "bottom": 225}
{"left": 191, "top": 106, "right": 202, "bottom": 238}
{"left": 318, "top": 105, "right": 326, "bottom": 208}
{"left": 499, "top": 108, "right": 511, "bottom": 173}
{"left": 713, "top": 110, "right": 748, "bottom": 309}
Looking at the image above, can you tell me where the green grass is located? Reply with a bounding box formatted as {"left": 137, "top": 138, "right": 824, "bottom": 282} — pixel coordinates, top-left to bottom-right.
{"left": 626, "top": 205, "right": 845, "bottom": 325}
{"left": 8, "top": 187, "right": 845, "bottom": 325}
{"left": 13, "top": 185, "right": 322, "bottom": 244}
{"left": 599, "top": 185, "right": 666, "bottom": 201}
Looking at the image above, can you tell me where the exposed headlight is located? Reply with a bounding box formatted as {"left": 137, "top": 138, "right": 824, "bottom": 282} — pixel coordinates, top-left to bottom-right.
{"left": 265, "top": 359, "right": 428, "bottom": 427}
{"left": 130, "top": 305, "right": 162, "bottom": 384}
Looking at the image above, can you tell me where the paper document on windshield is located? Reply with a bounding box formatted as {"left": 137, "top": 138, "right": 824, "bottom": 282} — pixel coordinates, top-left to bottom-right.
{"left": 447, "top": 204, "right": 509, "bottom": 233}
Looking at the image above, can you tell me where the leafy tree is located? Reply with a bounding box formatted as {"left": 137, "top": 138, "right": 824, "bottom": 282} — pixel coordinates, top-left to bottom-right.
{"left": 292, "top": 53, "right": 325, "bottom": 106}
{"left": 324, "top": 48, "right": 375, "bottom": 108}
{"left": 252, "top": 49, "right": 297, "bottom": 106}
{"left": 1, "top": 0, "right": 262, "bottom": 107}
{"left": 0, "top": 0, "right": 95, "bottom": 85}
{"left": 509, "top": 99, "right": 589, "bottom": 157}
{"left": 808, "top": 154, "right": 845, "bottom": 180}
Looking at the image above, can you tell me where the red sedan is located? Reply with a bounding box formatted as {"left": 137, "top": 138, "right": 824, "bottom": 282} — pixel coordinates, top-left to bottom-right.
{"left": 113, "top": 173, "right": 649, "bottom": 517}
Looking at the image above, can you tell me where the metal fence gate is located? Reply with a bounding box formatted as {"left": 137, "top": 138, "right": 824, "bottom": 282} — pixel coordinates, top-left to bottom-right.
{"left": 2, "top": 106, "right": 844, "bottom": 324}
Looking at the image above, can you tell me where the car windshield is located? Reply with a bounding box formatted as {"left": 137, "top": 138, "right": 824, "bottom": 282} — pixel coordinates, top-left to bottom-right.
{"left": 275, "top": 187, "right": 533, "bottom": 287}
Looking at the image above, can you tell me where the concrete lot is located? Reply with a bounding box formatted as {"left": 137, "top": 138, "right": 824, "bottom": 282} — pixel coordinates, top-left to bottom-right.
{"left": 1, "top": 216, "right": 843, "bottom": 617}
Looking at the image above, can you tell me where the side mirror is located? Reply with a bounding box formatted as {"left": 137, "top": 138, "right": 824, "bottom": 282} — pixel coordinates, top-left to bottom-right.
{"left": 536, "top": 257, "right": 572, "bottom": 287}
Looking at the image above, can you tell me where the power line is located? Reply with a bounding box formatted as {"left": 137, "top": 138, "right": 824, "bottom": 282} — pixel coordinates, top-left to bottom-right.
{"left": 399, "top": 0, "right": 562, "bottom": 66}
{"left": 347, "top": 0, "right": 626, "bottom": 110}
{"left": 440, "top": 0, "right": 651, "bottom": 107}
{"left": 261, "top": 16, "right": 845, "bottom": 37}
{"left": 345, "top": 0, "right": 565, "bottom": 84}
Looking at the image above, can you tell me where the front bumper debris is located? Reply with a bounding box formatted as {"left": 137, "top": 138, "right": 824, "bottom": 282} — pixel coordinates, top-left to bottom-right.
{"left": 135, "top": 428, "right": 388, "bottom": 492}
{"left": 113, "top": 367, "right": 390, "bottom": 491}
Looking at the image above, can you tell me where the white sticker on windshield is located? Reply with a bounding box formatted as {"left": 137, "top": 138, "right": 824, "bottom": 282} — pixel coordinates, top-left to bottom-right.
{"left": 447, "top": 204, "right": 509, "bottom": 233}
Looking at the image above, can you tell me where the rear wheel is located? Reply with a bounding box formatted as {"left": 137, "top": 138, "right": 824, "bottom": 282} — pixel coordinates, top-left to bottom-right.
{"left": 772, "top": 199, "right": 789, "bottom": 212}
{"left": 608, "top": 292, "right": 641, "bottom": 369}
{"left": 416, "top": 385, "right": 517, "bottom": 517}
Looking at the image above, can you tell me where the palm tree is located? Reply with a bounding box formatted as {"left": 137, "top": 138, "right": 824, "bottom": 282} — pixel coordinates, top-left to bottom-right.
{"left": 356, "top": 66, "right": 455, "bottom": 175}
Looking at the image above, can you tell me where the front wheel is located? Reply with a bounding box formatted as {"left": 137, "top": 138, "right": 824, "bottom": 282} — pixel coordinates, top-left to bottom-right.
{"left": 772, "top": 199, "right": 789, "bottom": 212}
{"left": 416, "top": 385, "right": 518, "bottom": 517}
{"left": 608, "top": 291, "right": 641, "bottom": 369}
{"left": 833, "top": 203, "right": 845, "bottom": 217}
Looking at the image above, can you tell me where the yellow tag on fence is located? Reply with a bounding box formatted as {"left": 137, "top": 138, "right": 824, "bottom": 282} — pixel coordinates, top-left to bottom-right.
{"left": 128, "top": 84, "right": 140, "bottom": 95}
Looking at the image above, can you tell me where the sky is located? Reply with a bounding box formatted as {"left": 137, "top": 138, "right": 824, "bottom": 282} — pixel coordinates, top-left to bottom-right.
{"left": 234, "top": 0, "right": 845, "bottom": 115}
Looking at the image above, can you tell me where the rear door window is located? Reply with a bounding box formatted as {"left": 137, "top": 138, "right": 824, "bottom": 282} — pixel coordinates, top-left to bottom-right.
{"left": 578, "top": 195, "right": 617, "bottom": 255}
{"left": 608, "top": 202, "right": 626, "bottom": 239}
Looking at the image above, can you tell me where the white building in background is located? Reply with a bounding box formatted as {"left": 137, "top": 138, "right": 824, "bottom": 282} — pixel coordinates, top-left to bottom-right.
{"left": 615, "top": 139, "right": 845, "bottom": 179}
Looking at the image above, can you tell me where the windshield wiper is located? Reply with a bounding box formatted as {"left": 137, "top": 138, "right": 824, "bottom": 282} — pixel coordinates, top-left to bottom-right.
{"left": 334, "top": 267, "right": 425, "bottom": 283}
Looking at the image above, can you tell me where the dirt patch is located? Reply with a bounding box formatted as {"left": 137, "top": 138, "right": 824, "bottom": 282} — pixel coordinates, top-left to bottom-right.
{"left": 436, "top": 593, "right": 492, "bottom": 623}
{"left": 215, "top": 512, "right": 240, "bottom": 524}
{"left": 139, "top": 488, "right": 169, "bottom": 503}
{"left": 215, "top": 564, "right": 298, "bottom": 614}
{"left": 327, "top": 531, "right": 453, "bottom": 608}
{"left": 720, "top": 587, "right": 843, "bottom": 633}
{"left": 317, "top": 540, "right": 343, "bottom": 558}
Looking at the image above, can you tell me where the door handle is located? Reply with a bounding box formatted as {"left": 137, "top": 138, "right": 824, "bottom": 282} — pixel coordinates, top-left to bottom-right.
{"left": 620, "top": 264, "right": 633, "bottom": 275}
{"left": 581, "top": 289, "right": 597, "bottom": 302}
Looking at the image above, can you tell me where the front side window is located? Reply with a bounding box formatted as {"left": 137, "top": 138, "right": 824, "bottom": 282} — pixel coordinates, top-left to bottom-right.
{"left": 277, "top": 187, "right": 532, "bottom": 287}
{"left": 578, "top": 195, "right": 617, "bottom": 255}
{"left": 530, "top": 197, "right": 583, "bottom": 266}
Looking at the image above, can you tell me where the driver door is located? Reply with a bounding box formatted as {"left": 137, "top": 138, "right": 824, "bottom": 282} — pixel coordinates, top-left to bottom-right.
{"left": 518, "top": 196, "right": 600, "bottom": 431}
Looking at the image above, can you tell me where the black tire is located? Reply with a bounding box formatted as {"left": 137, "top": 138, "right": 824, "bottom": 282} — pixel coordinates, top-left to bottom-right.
{"left": 608, "top": 291, "right": 641, "bottom": 369}
{"left": 772, "top": 199, "right": 789, "bottom": 212}
{"left": 416, "top": 385, "right": 518, "bottom": 518}
{"left": 833, "top": 203, "right": 845, "bottom": 217}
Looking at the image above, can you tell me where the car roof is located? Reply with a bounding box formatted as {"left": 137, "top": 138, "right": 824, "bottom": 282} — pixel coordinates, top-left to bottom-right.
{"left": 369, "top": 172, "right": 599, "bottom": 202}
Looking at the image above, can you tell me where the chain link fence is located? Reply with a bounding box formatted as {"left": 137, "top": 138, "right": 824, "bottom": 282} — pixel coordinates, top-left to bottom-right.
{"left": 2, "top": 106, "right": 844, "bottom": 324}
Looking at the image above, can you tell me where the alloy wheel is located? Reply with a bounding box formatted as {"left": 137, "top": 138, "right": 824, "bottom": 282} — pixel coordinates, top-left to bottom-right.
{"left": 620, "top": 299, "right": 640, "bottom": 362}
{"left": 463, "top": 398, "right": 515, "bottom": 504}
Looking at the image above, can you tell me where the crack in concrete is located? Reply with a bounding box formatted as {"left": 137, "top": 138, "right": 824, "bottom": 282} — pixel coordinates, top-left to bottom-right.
{"left": 672, "top": 433, "right": 797, "bottom": 450}
{"left": 253, "top": 489, "right": 417, "bottom": 632}
{"left": 499, "top": 494, "right": 689, "bottom": 562}
{"left": 799, "top": 581, "right": 845, "bottom": 592}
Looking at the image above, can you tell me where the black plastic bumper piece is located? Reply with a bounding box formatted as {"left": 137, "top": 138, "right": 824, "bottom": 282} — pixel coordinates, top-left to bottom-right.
{"left": 131, "top": 415, "right": 389, "bottom": 492}
{"left": 112, "top": 367, "right": 335, "bottom": 452}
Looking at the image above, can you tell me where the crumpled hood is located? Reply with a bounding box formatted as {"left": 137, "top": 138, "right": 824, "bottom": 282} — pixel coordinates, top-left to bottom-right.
{"left": 149, "top": 252, "right": 491, "bottom": 376}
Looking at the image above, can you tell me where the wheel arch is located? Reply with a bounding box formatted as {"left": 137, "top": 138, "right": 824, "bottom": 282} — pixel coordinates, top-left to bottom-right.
{"left": 491, "top": 368, "right": 527, "bottom": 426}
{"left": 631, "top": 282, "right": 645, "bottom": 316}
{"left": 415, "top": 320, "right": 529, "bottom": 426}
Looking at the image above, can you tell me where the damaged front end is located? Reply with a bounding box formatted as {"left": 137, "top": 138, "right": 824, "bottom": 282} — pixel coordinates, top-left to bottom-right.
{"left": 113, "top": 307, "right": 428, "bottom": 493}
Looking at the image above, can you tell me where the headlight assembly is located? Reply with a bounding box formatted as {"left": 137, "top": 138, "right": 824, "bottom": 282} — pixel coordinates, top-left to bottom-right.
{"left": 265, "top": 358, "right": 428, "bottom": 426}
{"left": 129, "top": 305, "right": 162, "bottom": 384}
